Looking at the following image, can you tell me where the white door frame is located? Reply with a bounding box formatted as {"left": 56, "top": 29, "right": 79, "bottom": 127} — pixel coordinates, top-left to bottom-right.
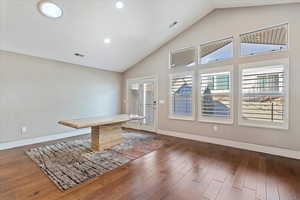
{"left": 125, "top": 75, "right": 158, "bottom": 132}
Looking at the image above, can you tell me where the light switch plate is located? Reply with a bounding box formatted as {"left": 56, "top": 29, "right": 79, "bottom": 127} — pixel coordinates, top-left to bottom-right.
{"left": 213, "top": 125, "right": 219, "bottom": 132}
{"left": 21, "top": 126, "right": 27, "bottom": 135}
{"left": 159, "top": 100, "right": 165, "bottom": 104}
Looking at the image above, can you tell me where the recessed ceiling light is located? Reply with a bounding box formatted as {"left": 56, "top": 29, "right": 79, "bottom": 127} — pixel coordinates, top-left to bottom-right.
{"left": 38, "top": 1, "right": 63, "bottom": 19}
{"left": 115, "top": 1, "right": 124, "bottom": 9}
{"left": 104, "top": 38, "right": 111, "bottom": 44}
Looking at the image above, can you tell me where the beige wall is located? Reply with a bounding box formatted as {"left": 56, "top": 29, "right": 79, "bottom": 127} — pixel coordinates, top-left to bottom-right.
{"left": 123, "top": 4, "right": 300, "bottom": 151}
{"left": 0, "top": 51, "right": 122, "bottom": 143}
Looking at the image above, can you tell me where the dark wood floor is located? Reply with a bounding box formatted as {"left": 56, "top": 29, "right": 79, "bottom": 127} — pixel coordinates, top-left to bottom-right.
{"left": 1, "top": 131, "right": 300, "bottom": 200}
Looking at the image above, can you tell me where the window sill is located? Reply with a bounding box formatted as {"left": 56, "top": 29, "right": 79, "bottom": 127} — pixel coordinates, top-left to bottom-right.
{"left": 198, "top": 118, "right": 233, "bottom": 125}
{"left": 238, "top": 121, "right": 289, "bottom": 130}
{"left": 168, "top": 115, "right": 195, "bottom": 121}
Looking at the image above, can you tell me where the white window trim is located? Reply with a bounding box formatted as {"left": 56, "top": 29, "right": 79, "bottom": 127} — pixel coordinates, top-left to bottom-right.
{"left": 198, "top": 65, "right": 234, "bottom": 125}
{"left": 169, "top": 71, "right": 196, "bottom": 121}
{"left": 238, "top": 58, "right": 289, "bottom": 130}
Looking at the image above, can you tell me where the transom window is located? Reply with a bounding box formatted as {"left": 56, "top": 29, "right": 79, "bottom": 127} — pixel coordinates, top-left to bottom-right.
{"left": 240, "top": 24, "right": 288, "bottom": 56}
{"left": 200, "top": 37, "right": 233, "bottom": 64}
{"left": 170, "top": 47, "right": 198, "bottom": 68}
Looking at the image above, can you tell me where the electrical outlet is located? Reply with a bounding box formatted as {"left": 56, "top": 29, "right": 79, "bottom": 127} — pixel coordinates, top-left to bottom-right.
{"left": 213, "top": 125, "right": 219, "bottom": 133}
{"left": 20, "top": 126, "right": 27, "bottom": 135}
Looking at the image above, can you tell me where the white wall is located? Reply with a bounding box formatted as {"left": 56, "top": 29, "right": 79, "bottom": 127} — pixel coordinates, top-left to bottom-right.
{"left": 123, "top": 4, "right": 300, "bottom": 151}
{"left": 0, "top": 51, "right": 122, "bottom": 143}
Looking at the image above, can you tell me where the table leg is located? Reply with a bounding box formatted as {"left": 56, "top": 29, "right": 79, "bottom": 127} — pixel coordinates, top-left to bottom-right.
{"left": 91, "top": 123, "right": 123, "bottom": 151}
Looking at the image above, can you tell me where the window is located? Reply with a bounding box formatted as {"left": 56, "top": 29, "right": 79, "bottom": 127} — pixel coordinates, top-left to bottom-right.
{"left": 170, "top": 47, "right": 198, "bottom": 68}
{"left": 198, "top": 66, "right": 233, "bottom": 124}
{"left": 240, "top": 24, "right": 288, "bottom": 56}
{"left": 200, "top": 37, "right": 233, "bottom": 64}
{"left": 169, "top": 72, "right": 195, "bottom": 120}
{"left": 239, "top": 59, "right": 289, "bottom": 129}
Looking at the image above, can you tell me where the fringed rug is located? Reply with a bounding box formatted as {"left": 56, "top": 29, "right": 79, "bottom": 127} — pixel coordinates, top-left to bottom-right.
{"left": 25, "top": 132, "right": 169, "bottom": 191}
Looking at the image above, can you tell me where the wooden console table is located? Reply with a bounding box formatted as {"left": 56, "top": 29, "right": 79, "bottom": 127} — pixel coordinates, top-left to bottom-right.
{"left": 58, "top": 114, "right": 143, "bottom": 151}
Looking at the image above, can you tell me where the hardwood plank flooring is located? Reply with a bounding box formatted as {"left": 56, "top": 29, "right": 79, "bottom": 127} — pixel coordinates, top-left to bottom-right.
{"left": 1, "top": 131, "right": 300, "bottom": 200}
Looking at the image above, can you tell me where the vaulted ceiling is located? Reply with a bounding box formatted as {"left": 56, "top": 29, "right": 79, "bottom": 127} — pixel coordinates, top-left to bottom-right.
{"left": 1, "top": 0, "right": 299, "bottom": 72}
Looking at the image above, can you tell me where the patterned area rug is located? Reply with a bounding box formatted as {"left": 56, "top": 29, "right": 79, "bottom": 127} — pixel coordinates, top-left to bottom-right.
{"left": 26, "top": 132, "right": 169, "bottom": 191}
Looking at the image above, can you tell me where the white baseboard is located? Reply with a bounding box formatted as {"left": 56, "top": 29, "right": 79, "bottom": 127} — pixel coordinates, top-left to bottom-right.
{"left": 2, "top": 128, "right": 299, "bottom": 160}
{"left": 157, "top": 129, "right": 300, "bottom": 160}
{"left": 122, "top": 124, "right": 140, "bottom": 130}
{"left": 0, "top": 128, "right": 91, "bottom": 150}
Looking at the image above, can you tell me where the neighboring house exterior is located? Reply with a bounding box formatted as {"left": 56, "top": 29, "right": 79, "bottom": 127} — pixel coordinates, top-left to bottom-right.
{"left": 201, "top": 73, "right": 231, "bottom": 118}
{"left": 173, "top": 83, "right": 193, "bottom": 115}
{"left": 202, "top": 87, "right": 230, "bottom": 117}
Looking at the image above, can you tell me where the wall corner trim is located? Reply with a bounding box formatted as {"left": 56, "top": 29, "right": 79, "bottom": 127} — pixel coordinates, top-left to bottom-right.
{"left": 157, "top": 129, "right": 300, "bottom": 160}
{"left": 0, "top": 128, "right": 91, "bottom": 150}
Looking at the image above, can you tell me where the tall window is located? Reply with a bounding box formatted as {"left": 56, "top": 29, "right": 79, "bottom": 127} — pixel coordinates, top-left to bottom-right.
{"left": 240, "top": 24, "right": 288, "bottom": 56}
{"left": 198, "top": 66, "right": 233, "bottom": 124}
{"left": 239, "top": 59, "right": 289, "bottom": 129}
{"left": 169, "top": 72, "right": 194, "bottom": 120}
{"left": 200, "top": 37, "right": 233, "bottom": 64}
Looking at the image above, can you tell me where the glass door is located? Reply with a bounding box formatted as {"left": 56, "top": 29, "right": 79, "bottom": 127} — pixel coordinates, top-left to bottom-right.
{"left": 126, "top": 78, "right": 157, "bottom": 132}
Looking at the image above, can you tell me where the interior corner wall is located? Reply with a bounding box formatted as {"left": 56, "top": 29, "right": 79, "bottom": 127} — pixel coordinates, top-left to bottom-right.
{"left": 122, "top": 4, "right": 300, "bottom": 151}
{"left": 0, "top": 51, "right": 122, "bottom": 143}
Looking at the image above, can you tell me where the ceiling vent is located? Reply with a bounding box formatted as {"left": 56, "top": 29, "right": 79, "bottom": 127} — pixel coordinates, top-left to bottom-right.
{"left": 169, "top": 21, "right": 179, "bottom": 29}
{"left": 74, "top": 53, "right": 85, "bottom": 57}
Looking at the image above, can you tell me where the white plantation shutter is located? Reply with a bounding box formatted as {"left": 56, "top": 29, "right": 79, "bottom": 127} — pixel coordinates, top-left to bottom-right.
{"left": 239, "top": 59, "right": 289, "bottom": 129}
{"left": 198, "top": 66, "right": 233, "bottom": 123}
{"left": 169, "top": 72, "right": 194, "bottom": 119}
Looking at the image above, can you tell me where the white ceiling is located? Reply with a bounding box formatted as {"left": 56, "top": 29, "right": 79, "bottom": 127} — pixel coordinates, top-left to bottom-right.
{"left": 1, "top": 0, "right": 300, "bottom": 72}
